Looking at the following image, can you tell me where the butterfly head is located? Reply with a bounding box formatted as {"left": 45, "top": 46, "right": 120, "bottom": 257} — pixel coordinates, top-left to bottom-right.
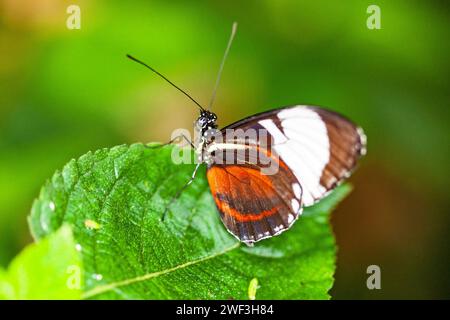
{"left": 196, "top": 110, "right": 218, "bottom": 135}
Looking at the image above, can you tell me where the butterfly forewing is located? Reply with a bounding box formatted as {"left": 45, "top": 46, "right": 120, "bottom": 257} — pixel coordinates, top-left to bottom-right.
{"left": 267, "top": 106, "right": 366, "bottom": 205}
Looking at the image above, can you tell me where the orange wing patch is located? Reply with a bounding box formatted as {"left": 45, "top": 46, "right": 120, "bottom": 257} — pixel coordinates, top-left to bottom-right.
{"left": 206, "top": 163, "right": 301, "bottom": 243}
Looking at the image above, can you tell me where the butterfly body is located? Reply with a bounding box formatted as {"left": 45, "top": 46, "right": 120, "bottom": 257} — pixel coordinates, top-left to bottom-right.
{"left": 194, "top": 110, "right": 219, "bottom": 165}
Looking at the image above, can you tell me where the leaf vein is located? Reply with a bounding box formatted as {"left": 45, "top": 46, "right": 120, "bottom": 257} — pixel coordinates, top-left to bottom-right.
{"left": 82, "top": 242, "right": 240, "bottom": 299}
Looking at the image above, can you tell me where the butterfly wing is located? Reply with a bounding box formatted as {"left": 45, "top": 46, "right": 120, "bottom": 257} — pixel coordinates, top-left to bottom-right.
{"left": 207, "top": 160, "right": 302, "bottom": 243}
{"left": 206, "top": 105, "right": 366, "bottom": 243}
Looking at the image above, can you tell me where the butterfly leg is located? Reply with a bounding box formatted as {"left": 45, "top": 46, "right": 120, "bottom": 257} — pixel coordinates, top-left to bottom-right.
{"left": 145, "top": 134, "right": 195, "bottom": 149}
{"left": 161, "top": 163, "right": 201, "bottom": 221}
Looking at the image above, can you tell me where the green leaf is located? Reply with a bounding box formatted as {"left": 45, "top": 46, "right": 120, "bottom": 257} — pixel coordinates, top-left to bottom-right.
{"left": 28, "top": 143, "right": 351, "bottom": 299}
{"left": 0, "top": 225, "right": 82, "bottom": 299}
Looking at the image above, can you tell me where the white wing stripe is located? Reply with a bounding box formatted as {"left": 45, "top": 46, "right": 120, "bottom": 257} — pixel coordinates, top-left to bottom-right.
{"left": 282, "top": 127, "right": 329, "bottom": 159}
{"left": 258, "top": 117, "right": 322, "bottom": 204}
{"left": 281, "top": 118, "right": 327, "bottom": 131}
{"left": 278, "top": 106, "right": 319, "bottom": 120}
{"left": 259, "top": 107, "right": 338, "bottom": 206}
{"left": 258, "top": 119, "right": 288, "bottom": 144}
{"left": 284, "top": 135, "right": 328, "bottom": 177}
{"left": 273, "top": 143, "right": 321, "bottom": 205}
{"left": 279, "top": 107, "right": 330, "bottom": 206}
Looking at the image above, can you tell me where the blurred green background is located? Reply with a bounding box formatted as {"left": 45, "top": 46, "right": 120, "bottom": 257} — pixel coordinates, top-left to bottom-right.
{"left": 0, "top": 0, "right": 449, "bottom": 299}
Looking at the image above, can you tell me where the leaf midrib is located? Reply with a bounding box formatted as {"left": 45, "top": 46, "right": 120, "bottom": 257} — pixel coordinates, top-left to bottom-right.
{"left": 82, "top": 242, "right": 241, "bottom": 299}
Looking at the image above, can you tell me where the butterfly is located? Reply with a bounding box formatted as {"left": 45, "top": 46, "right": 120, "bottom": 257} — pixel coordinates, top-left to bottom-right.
{"left": 127, "top": 22, "right": 366, "bottom": 245}
{"left": 197, "top": 106, "right": 366, "bottom": 244}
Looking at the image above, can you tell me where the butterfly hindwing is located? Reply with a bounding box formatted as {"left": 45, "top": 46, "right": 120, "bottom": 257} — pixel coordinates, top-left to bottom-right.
{"left": 206, "top": 161, "right": 302, "bottom": 243}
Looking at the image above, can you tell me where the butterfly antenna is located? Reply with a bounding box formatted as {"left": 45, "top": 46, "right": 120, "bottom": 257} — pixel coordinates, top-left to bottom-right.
{"left": 208, "top": 21, "right": 238, "bottom": 110}
{"left": 126, "top": 54, "right": 206, "bottom": 112}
